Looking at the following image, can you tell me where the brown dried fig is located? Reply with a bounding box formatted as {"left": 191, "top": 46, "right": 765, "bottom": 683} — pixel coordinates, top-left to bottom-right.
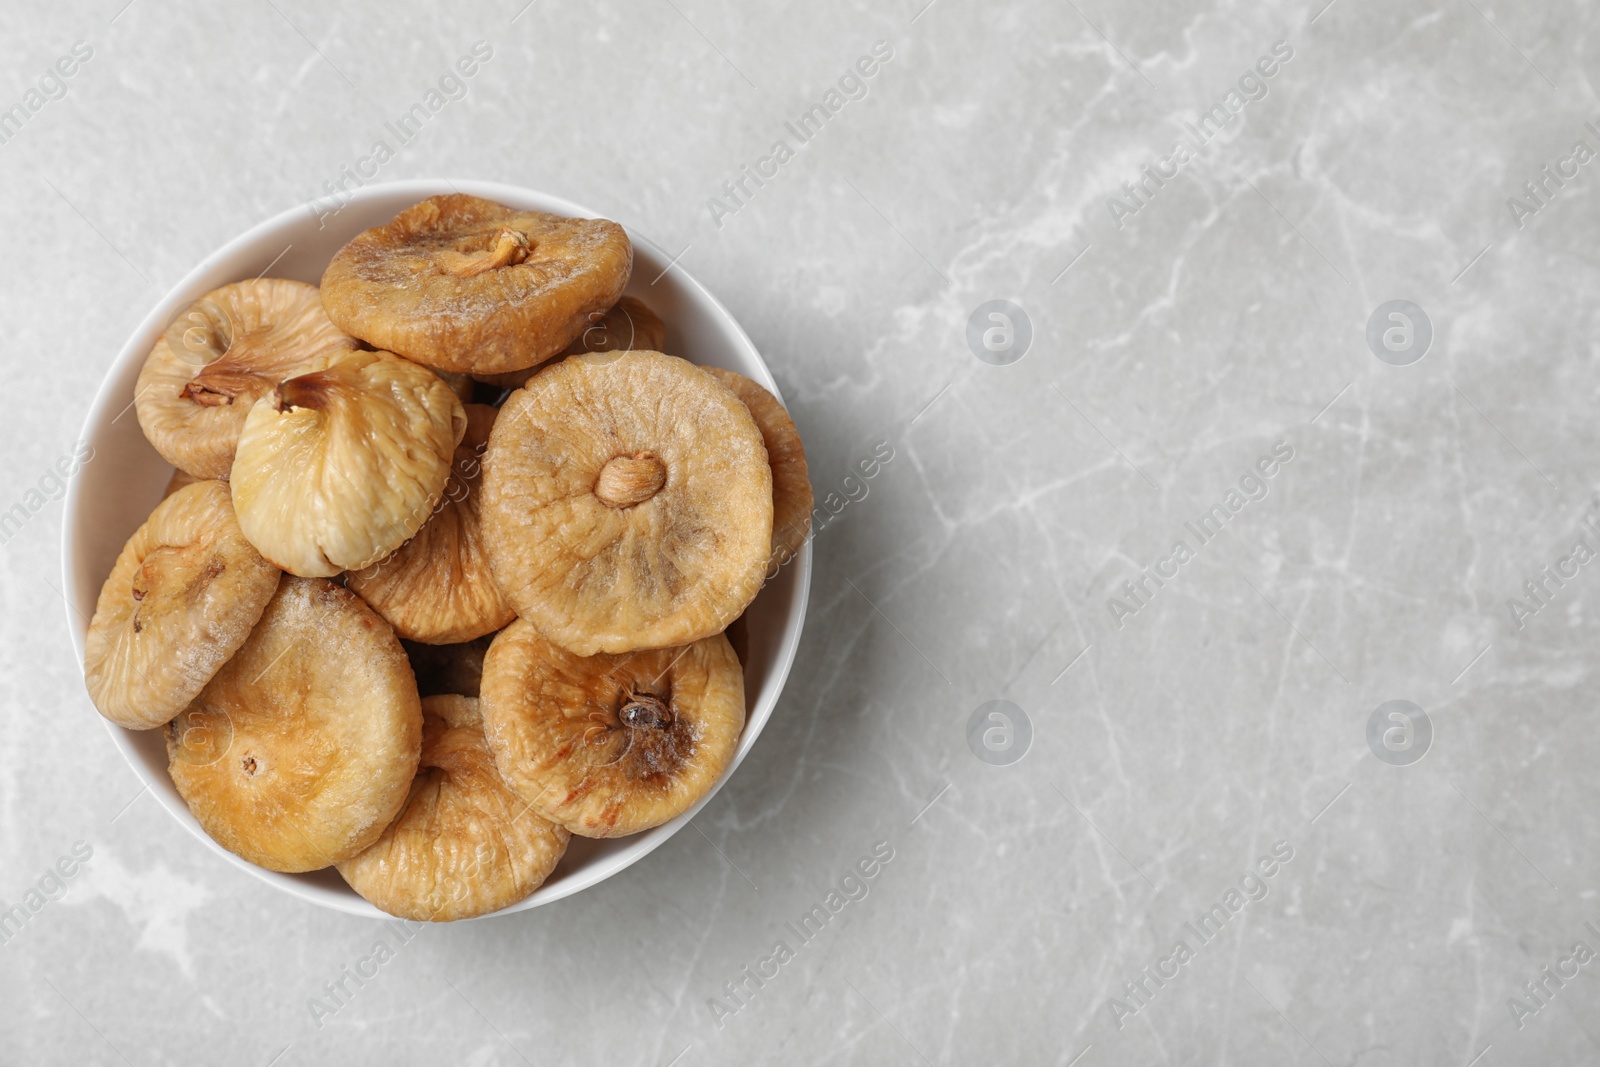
{"left": 230, "top": 350, "right": 466, "bottom": 577}
{"left": 702, "top": 367, "right": 813, "bottom": 570}
{"left": 480, "top": 621, "right": 745, "bottom": 837}
{"left": 165, "top": 577, "right": 422, "bottom": 873}
{"left": 135, "top": 279, "right": 356, "bottom": 479}
{"left": 84, "top": 481, "right": 282, "bottom": 730}
{"left": 403, "top": 635, "right": 494, "bottom": 698}
{"left": 347, "top": 404, "right": 513, "bottom": 644}
{"left": 482, "top": 350, "right": 772, "bottom": 655}
{"left": 319, "top": 195, "right": 633, "bottom": 376}
{"left": 337, "top": 695, "right": 570, "bottom": 921}
{"left": 473, "top": 296, "right": 667, "bottom": 391}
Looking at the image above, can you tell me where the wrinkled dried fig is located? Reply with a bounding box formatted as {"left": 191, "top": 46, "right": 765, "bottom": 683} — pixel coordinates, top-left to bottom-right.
{"left": 701, "top": 367, "right": 813, "bottom": 570}
{"left": 474, "top": 296, "right": 667, "bottom": 391}
{"left": 84, "top": 481, "right": 282, "bottom": 730}
{"left": 347, "top": 404, "right": 513, "bottom": 644}
{"left": 337, "top": 696, "right": 570, "bottom": 921}
{"left": 230, "top": 350, "right": 466, "bottom": 577}
{"left": 404, "top": 635, "right": 494, "bottom": 698}
{"left": 482, "top": 350, "right": 772, "bottom": 655}
{"left": 135, "top": 280, "right": 356, "bottom": 479}
{"left": 165, "top": 577, "right": 422, "bottom": 872}
{"left": 319, "top": 195, "right": 633, "bottom": 376}
{"left": 480, "top": 621, "right": 745, "bottom": 837}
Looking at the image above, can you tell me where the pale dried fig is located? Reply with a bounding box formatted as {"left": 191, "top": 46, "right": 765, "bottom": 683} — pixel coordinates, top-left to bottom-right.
{"left": 702, "top": 367, "right": 813, "bottom": 570}
{"left": 403, "top": 635, "right": 494, "bottom": 698}
{"left": 319, "top": 194, "right": 633, "bottom": 375}
{"left": 480, "top": 621, "right": 745, "bottom": 837}
{"left": 84, "top": 481, "right": 282, "bottom": 730}
{"left": 165, "top": 577, "right": 422, "bottom": 873}
{"left": 337, "top": 695, "right": 570, "bottom": 921}
{"left": 347, "top": 404, "right": 513, "bottom": 644}
{"left": 473, "top": 296, "right": 667, "bottom": 391}
{"left": 230, "top": 350, "right": 466, "bottom": 577}
{"left": 482, "top": 350, "right": 772, "bottom": 655}
{"left": 135, "top": 279, "right": 356, "bottom": 479}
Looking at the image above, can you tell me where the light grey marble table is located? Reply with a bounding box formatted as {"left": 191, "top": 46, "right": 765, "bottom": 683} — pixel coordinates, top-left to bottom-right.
{"left": 3, "top": 0, "right": 1598, "bottom": 1064}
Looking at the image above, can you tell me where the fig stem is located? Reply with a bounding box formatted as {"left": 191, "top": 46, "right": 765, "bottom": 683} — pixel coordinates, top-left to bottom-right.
{"left": 595, "top": 452, "right": 667, "bottom": 508}
{"left": 180, "top": 381, "right": 236, "bottom": 407}
{"left": 445, "top": 229, "right": 531, "bottom": 278}
{"left": 618, "top": 693, "right": 673, "bottom": 731}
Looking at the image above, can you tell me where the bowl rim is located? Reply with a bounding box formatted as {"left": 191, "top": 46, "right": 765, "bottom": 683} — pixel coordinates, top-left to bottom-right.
{"left": 60, "top": 178, "right": 811, "bottom": 920}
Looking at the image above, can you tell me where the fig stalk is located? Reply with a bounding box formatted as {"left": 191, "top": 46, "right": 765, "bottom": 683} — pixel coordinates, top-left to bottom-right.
{"left": 618, "top": 693, "right": 673, "bottom": 731}
{"left": 444, "top": 228, "right": 531, "bottom": 278}
{"left": 594, "top": 452, "right": 667, "bottom": 508}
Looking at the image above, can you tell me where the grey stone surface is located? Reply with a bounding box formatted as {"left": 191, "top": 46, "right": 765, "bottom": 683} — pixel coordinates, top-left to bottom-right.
{"left": 3, "top": 0, "right": 1599, "bottom": 1063}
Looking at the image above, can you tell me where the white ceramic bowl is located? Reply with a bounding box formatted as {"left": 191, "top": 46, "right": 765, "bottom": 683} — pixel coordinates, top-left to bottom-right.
{"left": 61, "top": 179, "right": 810, "bottom": 919}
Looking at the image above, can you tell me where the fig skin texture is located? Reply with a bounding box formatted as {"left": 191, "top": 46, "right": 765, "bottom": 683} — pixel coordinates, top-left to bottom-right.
{"left": 135, "top": 279, "right": 357, "bottom": 479}
{"left": 479, "top": 621, "right": 746, "bottom": 838}
{"left": 481, "top": 350, "right": 773, "bottom": 656}
{"left": 337, "top": 696, "right": 571, "bottom": 922}
{"left": 319, "top": 194, "right": 633, "bottom": 376}
{"left": 165, "top": 577, "right": 423, "bottom": 873}
{"left": 473, "top": 296, "right": 667, "bottom": 391}
{"left": 701, "top": 367, "right": 813, "bottom": 571}
{"left": 230, "top": 349, "right": 467, "bottom": 578}
{"left": 347, "top": 404, "right": 514, "bottom": 644}
{"left": 84, "top": 481, "right": 282, "bottom": 730}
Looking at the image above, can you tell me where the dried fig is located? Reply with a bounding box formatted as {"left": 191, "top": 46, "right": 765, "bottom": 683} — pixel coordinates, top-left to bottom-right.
{"left": 84, "top": 481, "right": 281, "bottom": 730}
{"left": 479, "top": 621, "right": 745, "bottom": 837}
{"left": 165, "top": 577, "right": 422, "bottom": 873}
{"left": 404, "top": 635, "right": 494, "bottom": 698}
{"left": 473, "top": 296, "right": 667, "bottom": 391}
{"left": 230, "top": 350, "right": 467, "bottom": 577}
{"left": 482, "top": 350, "right": 772, "bottom": 655}
{"left": 337, "top": 695, "right": 570, "bottom": 921}
{"left": 347, "top": 404, "right": 513, "bottom": 644}
{"left": 701, "top": 367, "right": 813, "bottom": 570}
{"left": 319, "top": 194, "right": 633, "bottom": 375}
{"left": 135, "top": 279, "right": 356, "bottom": 479}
